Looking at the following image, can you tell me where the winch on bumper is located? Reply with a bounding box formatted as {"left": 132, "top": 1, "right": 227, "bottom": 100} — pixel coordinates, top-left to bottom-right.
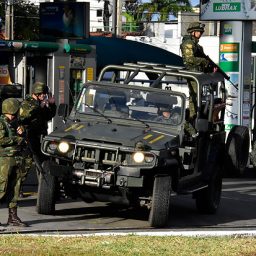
{"left": 41, "top": 137, "right": 158, "bottom": 189}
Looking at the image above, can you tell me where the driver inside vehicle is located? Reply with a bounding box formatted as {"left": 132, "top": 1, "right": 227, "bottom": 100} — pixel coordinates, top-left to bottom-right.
{"left": 155, "top": 106, "right": 181, "bottom": 125}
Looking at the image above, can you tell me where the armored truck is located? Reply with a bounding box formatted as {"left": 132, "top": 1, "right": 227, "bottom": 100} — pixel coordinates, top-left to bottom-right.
{"left": 37, "top": 63, "right": 249, "bottom": 227}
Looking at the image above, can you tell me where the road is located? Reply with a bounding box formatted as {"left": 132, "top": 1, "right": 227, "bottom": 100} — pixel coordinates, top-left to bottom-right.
{"left": 0, "top": 175, "right": 256, "bottom": 234}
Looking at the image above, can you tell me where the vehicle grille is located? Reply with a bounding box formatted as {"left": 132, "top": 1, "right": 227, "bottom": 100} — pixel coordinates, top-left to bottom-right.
{"left": 74, "top": 145, "right": 130, "bottom": 168}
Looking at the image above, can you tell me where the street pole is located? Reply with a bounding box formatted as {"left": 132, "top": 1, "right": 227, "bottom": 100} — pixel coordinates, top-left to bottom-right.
{"left": 5, "top": 0, "right": 14, "bottom": 40}
{"left": 116, "top": 0, "right": 122, "bottom": 37}
{"left": 112, "top": 0, "right": 117, "bottom": 37}
{"left": 112, "top": 0, "right": 122, "bottom": 37}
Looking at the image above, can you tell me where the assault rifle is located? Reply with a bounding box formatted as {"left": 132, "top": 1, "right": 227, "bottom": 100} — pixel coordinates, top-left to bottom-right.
{"left": 26, "top": 140, "right": 44, "bottom": 175}
{"left": 15, "top": 118, "right": 44, "bottom": 175}
{"left": 205, "top": 55, "right": 238, "bottom": 91}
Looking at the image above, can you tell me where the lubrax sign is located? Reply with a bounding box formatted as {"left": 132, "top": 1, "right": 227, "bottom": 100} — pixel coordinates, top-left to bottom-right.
{"left": 213, "top": 3, "right": 241, "bottom": 12}
{"left": 200, "top": 0, "right": 256, "bottom": 20}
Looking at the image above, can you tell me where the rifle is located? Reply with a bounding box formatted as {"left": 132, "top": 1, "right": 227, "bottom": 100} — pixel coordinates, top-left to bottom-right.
{"left": 26, "top": 140, "right": 45, "bottom": 175}
{"left": 15, "top": 118, "right": 45, "bottom": 175}
{"left": 205, "top": 55, "right": 238, "bottom": 91}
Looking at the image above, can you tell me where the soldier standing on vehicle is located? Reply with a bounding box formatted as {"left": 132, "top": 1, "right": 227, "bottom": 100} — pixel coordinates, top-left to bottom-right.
{"left": 0, "top": 98, "right": 28, "bottom": 227}
{"left": 180, "top": 22, "right": 216, "bottom": 135}
{"left": 18, "top": 82, "right": 56, "bottom": 188}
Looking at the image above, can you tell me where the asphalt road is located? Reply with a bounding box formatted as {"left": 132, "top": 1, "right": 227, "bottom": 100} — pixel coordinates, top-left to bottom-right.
{"left": 1, "top": 172, "right": 256, "bottom": 234}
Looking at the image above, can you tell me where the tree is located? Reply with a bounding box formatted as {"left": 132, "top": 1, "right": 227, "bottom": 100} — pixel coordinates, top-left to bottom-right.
{"left": 125, "top": 0, "right": 192, "bottom": 22}
{"left": 14, "top": 0, "right": 39, "bottom": 40}
{"left": 0, "top": 0, "right": 39, "bottom": 40}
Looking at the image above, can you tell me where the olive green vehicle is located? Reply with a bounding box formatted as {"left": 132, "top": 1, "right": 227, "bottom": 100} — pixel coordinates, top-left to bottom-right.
{"left": 37, "top": 63, "right": 249, "bottom": 228}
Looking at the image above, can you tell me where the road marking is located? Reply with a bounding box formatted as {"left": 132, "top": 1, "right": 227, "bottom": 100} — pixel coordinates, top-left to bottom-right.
{"left": 5, "top": 230, "right": 256, "bottom": 237}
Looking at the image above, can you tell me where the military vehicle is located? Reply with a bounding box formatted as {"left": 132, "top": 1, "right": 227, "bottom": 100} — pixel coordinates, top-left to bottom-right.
{"left": 36, "top": 63, "right": 249, "bottom": 227}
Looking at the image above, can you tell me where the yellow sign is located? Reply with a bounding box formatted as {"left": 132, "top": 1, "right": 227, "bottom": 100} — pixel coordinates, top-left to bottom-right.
{"left": 220, "top": 43, "right": 238, "bottom": 53}
{"left": 0, "top": 65, "right": 12, "bottom": 85}
{"left": 87, "top": 67, "right": 94, "bottom": 81}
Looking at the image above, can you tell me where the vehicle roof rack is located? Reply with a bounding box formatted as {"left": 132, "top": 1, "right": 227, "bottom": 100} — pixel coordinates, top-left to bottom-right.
{"left": 97, "top": 63, "right": 225, "bottom": 87}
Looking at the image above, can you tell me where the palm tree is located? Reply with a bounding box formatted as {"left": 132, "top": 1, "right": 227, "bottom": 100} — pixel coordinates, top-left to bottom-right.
{"left": 126, "top": 0, "right": 192, "bottom": 22}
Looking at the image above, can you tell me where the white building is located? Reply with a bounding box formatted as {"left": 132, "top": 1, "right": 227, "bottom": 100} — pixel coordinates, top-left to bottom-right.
{"left": 33, "top": 0, "right": 108, "bottom": 32}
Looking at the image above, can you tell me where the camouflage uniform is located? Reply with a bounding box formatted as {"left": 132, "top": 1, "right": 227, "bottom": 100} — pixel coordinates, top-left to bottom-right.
{"left": 19, "top": 82, "right": 56, "bottom": 166}
{"left": 0, "top": 98, "right": 28, "bottom": 227}
{"left": 180, "top": 22, "right": 214, "bottom": 135}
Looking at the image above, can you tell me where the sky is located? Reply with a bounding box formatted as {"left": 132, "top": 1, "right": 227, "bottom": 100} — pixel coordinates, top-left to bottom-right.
{"left": 191, "top": 0, "right": 200, "bottom": 6}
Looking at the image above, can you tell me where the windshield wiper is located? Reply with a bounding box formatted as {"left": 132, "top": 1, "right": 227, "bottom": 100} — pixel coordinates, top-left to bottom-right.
{"left": 132, "top": 116, "right": 150, "bottom": 129}
{"left": 78, "top": 103, "right": 112, "bottom": 124}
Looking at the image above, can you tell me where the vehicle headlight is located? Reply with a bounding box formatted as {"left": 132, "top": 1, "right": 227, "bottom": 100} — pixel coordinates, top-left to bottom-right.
{"left": 133, "top": 152, "right": 145, "bottom": 163}
{"left": 58, "top": 141, "right": 70, "bottom": 153}
{"left": 144, "top": 154, "right": 155, "bottom": 163}
{"left": 43, "top": 140, "right": 58, "bottom": 155}
{"left": 48, "top": 142, "right": 57, "bottom": 151}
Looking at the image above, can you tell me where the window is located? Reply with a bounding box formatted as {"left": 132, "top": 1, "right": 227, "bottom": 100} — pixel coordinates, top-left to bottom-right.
{"left": 97, "top": 9, "right": 103, "bottom": 17}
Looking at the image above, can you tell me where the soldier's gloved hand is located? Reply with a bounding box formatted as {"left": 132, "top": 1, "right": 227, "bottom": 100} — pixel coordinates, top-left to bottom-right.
{"left": 17, "top": 126, "right": 25, "bottom": 136}
{"left": 204, "top": 59, "right": 210, "bottom": 68}
{"left": 16, "top": 136, "right": 24, "bottom": 145}
{"left": 40, "top": 100, "right": 48, "bottom": 108}
{"left": 40, "top": 100, "right": 46, "bottom": 108}
{"left": 213, "top": 67, "right": 218, "bottom": 73}
{"left": 48, "top": 95, "right": 55, "bottom": 104}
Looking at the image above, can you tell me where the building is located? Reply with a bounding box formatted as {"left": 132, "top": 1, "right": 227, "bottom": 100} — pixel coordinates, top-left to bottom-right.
{"left": 33, "top": 0, "right": 110, "bottom": 32}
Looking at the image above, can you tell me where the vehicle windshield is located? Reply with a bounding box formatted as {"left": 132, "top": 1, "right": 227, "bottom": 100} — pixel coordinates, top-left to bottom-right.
{"left": 75, "top": 84, "right": 184, "bottom": 126}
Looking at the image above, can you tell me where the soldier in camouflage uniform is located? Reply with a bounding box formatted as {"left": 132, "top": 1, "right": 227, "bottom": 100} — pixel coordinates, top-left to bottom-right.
{"left": 180, "top": 22, "right": 215, "bottom": 136}
{"left": 0, "top": 98, "right": 28, "bottom": 227}
{"left": 18, "top": 82, "right": 56, "bottom": 189}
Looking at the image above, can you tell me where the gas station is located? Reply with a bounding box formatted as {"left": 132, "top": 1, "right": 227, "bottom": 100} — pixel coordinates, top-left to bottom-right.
{"left": 0, "top": 40, "right": 96, "bottom": 130}
{"left": 1, "top": 1, "right": 256, "bottom": 145}
{"left": 0, "top": 1, "right": 186, "bottom": 132}
{"left": 200, "top": 0, "right": 256, "bottom": 148}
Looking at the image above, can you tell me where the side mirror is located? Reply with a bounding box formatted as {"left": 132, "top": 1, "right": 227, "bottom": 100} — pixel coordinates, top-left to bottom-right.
{"left": 58, "top": 104, "right": 68, "bottom": 119}
{"left": 195, "top": 118, "right": 208, "bottom": 132}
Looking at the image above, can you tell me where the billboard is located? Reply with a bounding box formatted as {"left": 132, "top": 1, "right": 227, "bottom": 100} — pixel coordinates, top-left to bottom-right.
{"left": 200, "top": 0, "right": 256, "bottom": 20}
{"left": 39, "top": 2, "right": 90, "bottom": 40}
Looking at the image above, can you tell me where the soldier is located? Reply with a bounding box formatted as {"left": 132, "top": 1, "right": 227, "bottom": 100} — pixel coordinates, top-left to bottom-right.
{"left": 155, "top": 107, "right": 181, "bottom": 125}
{"left": 0, "top": 98, "right": 28, "bottom": 227}
{"left": 180, "top": 22, "right": 216, "bottom": 135}
{"left": 18, "top": 82, "right": 56, "bottom": 191}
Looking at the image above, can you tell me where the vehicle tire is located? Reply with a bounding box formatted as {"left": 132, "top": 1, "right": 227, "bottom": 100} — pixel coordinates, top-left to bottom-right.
{"left": 195, "top": 168, "right": 222, "bottom": 214}
{"left": 36, "top": 160, "right": 56, "bottom": 215}
{"left": 225, "top": 125, "right": 249, "bottom": 176}
{"left": 148, "top": 175, "right": 171, "bottom": 228}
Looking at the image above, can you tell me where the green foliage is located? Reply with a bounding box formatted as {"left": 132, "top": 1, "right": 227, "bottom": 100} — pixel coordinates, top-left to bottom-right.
{"left": 0, "top": 0, "right": 39, "bottom": 40}
{"left": 125, "top": 0, "right": 192, "bottom": 22}
{"left": 14, "top": 0, "right": 39, "bottom": 40}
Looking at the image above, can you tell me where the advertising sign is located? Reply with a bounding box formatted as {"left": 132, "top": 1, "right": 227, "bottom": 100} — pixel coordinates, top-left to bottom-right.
{"left": 200, "top": 0, "right": 256, "bottom": 20}
{"left": 39, "top": 2, "right": 90, "bottom": 40}
{"left": 219, "top": 43, "right": 239, "bottom": 72}
{"left": 0, "top": 65, "right": 12, "bottom": 85}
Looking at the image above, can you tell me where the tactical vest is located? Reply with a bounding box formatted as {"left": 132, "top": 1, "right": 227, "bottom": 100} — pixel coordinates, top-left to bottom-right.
{"left": 180, "top": 35, "right": 209, "bottom": 72}
{"left": 0, "top": 116, "right": 19, "bottom": 157}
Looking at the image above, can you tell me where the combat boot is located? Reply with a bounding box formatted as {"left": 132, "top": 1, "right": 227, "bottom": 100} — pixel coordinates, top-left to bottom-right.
{"left": 7, "top": 207, "right": 28, "bottom": 227}
{"left": 0, "top": 222, "right": 5, "bottom": 231}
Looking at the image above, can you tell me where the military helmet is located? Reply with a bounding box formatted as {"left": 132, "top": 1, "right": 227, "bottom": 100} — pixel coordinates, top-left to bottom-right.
{"left": 187, "top": 22, "right": 205, "bottom": 33}
{"left": 32, "top": 82, "right": 48, "bottom": 94}
{"left": 2, "top": 98, "right": 20, "bottom": 115}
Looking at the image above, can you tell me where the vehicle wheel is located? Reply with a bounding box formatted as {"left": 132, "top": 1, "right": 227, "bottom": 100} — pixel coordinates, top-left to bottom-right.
{"left": 36, "top": 160, "right": 56, "bottom": 215}
{"left": 148, "top": 175, "right": 171, "bottom": 228}
{"left": 226, "top": 125, "right": 249, "bottom": 176}
{"left": 195, "top": 168, "right": 222, "bottom": 214}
